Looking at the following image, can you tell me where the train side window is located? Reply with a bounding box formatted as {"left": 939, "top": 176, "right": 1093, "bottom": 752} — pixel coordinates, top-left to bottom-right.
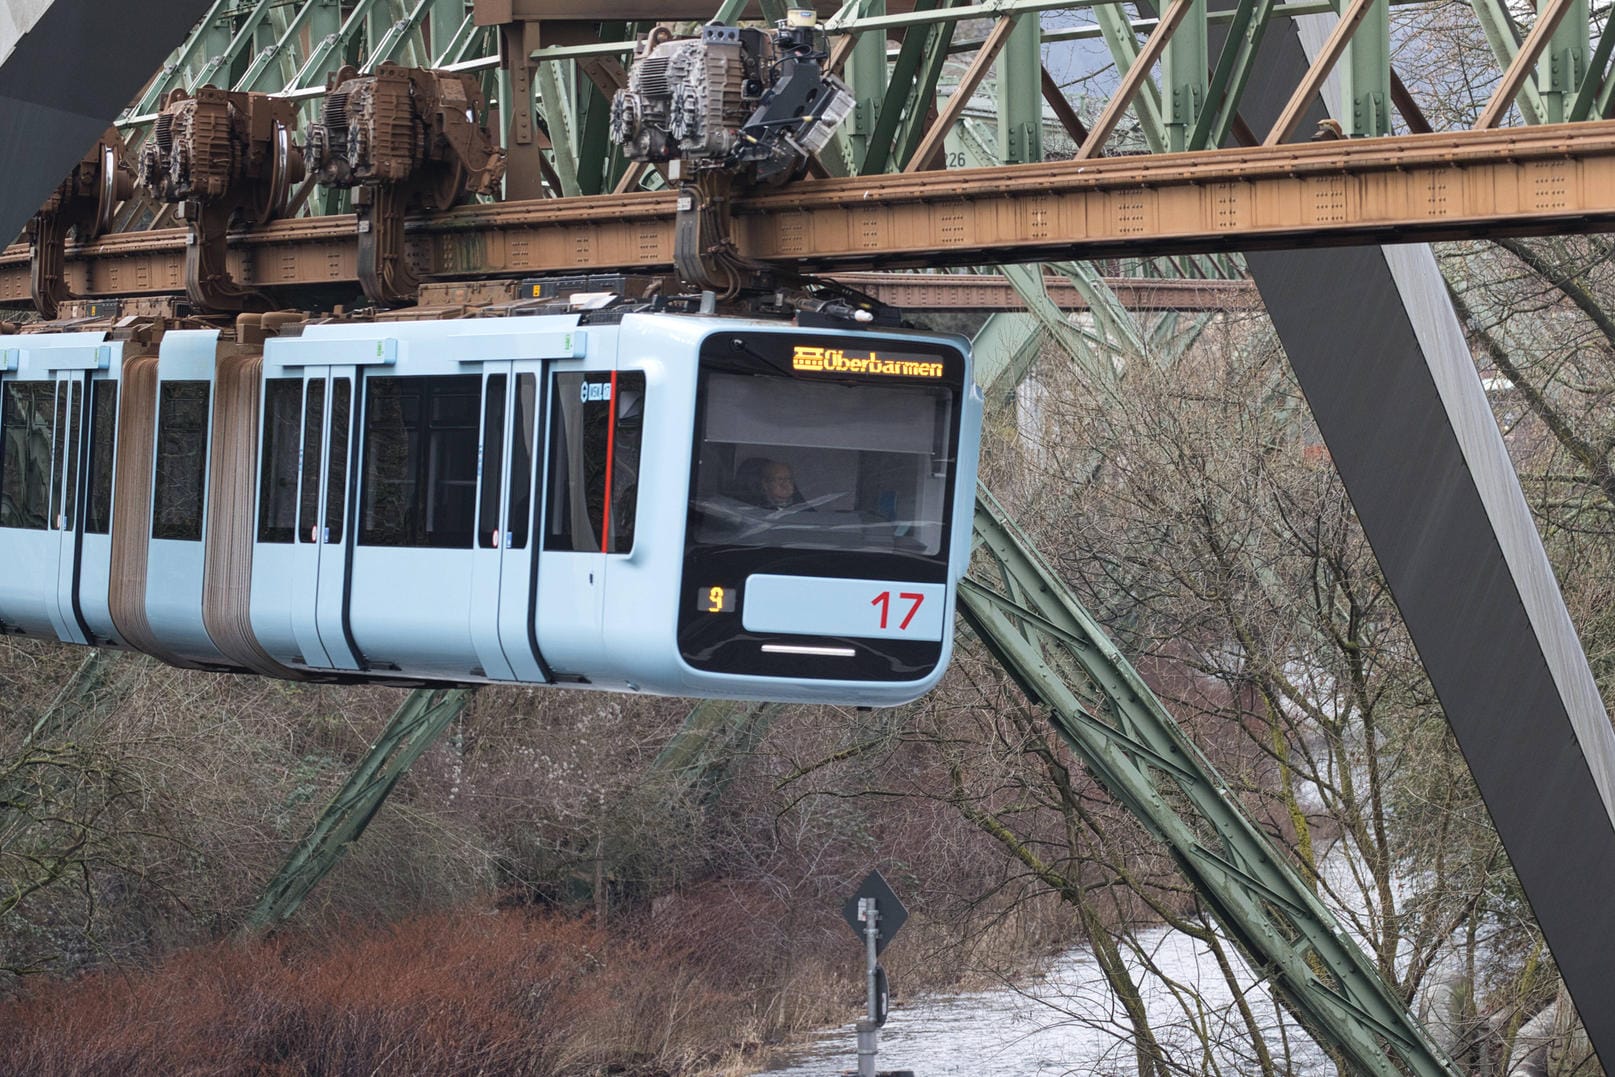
{"left": 324, "top": 378, "right": 351, "bottom": 544}
{"left": 544, "top": 371, "right": 644, "bottom": 554}
{"left": 477, "top": 374, "right": 507, "bottom": 549}
{"left": 257, "top": 378, "right": 300, "bottom": 543}
{"left": 1, "top": 381, "right": 53, "bottom": 530}
{"left": 152, "top": 380, "right": 210, "bottom": 541}
{"left": 360, "top": 374, "right": 480, "bottom": 548}
{"left": 86, "top": 381, "right": 118, "bottom": 535}
{"left": 507, "top": 374, "right": 537, "bottom": 550}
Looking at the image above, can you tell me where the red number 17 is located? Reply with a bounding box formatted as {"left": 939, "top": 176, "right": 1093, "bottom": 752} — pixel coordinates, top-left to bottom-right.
{"left": 872, "top": 591, "right": 925, "bottom": 630}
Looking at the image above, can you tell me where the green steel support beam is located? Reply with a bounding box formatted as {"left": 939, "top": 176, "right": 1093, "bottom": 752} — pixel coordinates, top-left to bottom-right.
{"left": 846, "top": 1, "right": 890, "bottom": 171}
{"left": 1568, "top": 1, "right": 1615, "bottom": 120}
{"left": 287, "top": 0, "right": 387, "bottom": 92}
{"left": 2, "top": 653, "right": 114, "bottom": 827}
{"left": 1094, "top": 3, "right": 1169, "bottom": 152}
{"left": 654, "top": 699, "right": 782, "bottom": 802}
{"left": 953, "top": 120, "right": 1121, "bottom": 389}
{"left": 433, "top": 10, "right": 484, "bottom": 65}
{"left": 189, "top": 0, "right": 273, "bottom": 91}
{"left": 365, "top": 0, "right": 399, "bottom": 66}
{"left": 574, "top": 23, "right": 626, "bottom": 196}
{"left": 1343, "top": 0, "right": 1391, "bottom": 135}
{"left": 535, "top": 59, "right": 580, "bottom": 197}
{"left": 996, "top": 263, "right": 1111, "bottom": 380}
{"left": 245, "top": 687, "right": 474, "bottom": 933}
{"left": 236, "top": 0, "right": 323, "bottom": 92}
{"left": 971, "top": 312, "right": 1047, "bottom": 399}
{"left": 197, "top": 2, "right": 238, "bottom": 74}
{"left": 1164, "top": 0, "right": 1209, "bottom": 149}
{"left": 961, "top": 486, "right": 1458, "bottom": 1077}
{"left": 430, "top": 0, "right": 467, "bottom": 58}
{"left": 1, "top": 653, "right": 144, "bottom": 845}
{"left": 1598, "top": 43, "right": 1615, "bottom": 117}
{"left": 305, "top": 0, "right": 346, "bottom": 72}
{"left": 13, "top": 652, "right": 114, "bottom": 761}
{"left": 1469, "top": 0, "right": 1550, "bottom": 124}
{"left": 1149, "top": 308, "right": 1221, "bottom": 364}
{"left": 997, "top": 8, "right": 1044, "bottom": 163}
{"left": 125, "top": 0, "right": 234, "bottom": 116}
{"left": 363, "top": 0, "right": 434, "bottom": 74}
{"left": 1048, "top": 260, "right": 1150, "bottom": 359}
{"left": 496, "top": 58, "right": 520, "bottom": 195}
{"left": 892, "top": 9, "right": 958, "bottom": 169}
{"left": 252, "top": 6, "right": 284, "bottom": 74}
{"left": 858, "top": 0, "right": 942, "bottom": 175}
{"left": 1541, "top": 0, "right": 1589, "bottom": 122}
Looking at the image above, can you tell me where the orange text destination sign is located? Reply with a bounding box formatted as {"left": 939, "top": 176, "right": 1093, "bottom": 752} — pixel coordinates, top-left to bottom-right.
{"left": 791, "top": 345, "right": 944, "bottom": 379}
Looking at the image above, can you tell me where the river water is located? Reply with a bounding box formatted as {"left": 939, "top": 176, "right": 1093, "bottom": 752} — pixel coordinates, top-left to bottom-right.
{"left": 755, "top": 926, "right": 1330, "bottom": 1076}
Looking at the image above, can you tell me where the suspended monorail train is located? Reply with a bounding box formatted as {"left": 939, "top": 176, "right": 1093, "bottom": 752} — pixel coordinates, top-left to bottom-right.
{"left": 0, "top": 307, "right": 982, "bottom": 705}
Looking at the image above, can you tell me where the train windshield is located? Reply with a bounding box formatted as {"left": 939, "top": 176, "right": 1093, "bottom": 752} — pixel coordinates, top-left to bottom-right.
{"left": 689, "top": 370, "right": 955, "bottom": 558}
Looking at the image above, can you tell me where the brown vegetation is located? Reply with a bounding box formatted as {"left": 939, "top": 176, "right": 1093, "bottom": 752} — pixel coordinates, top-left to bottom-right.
{"left": 1, "top": 889, "right": 869, "bottom": 1077}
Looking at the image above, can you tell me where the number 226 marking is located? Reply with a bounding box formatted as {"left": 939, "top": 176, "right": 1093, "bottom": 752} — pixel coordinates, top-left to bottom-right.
{"left": 871, "top": 591, "right": 925, "bottom": 630}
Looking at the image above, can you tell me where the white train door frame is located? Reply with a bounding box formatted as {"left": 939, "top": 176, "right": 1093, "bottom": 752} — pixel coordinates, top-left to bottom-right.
{"left": 289, "top": 360, "right": 364, "bottom": 672}
{"left": 48, "top": 365, "right": 89, "bottom": 645}
{"left": 0, "top": 338, "right": 107, "bottom": 645}
{"left": 461, "top": 330, "right": 582, "bottom": 683}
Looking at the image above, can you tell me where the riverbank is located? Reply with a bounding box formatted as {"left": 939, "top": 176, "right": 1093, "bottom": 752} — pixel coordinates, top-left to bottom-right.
{"left": 757, "top": 925, "right": 1329, "bottom": 1077}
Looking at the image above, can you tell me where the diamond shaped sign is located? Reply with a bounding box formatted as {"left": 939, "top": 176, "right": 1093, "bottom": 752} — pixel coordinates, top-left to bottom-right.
{"left": 841, "top": 868, "right": 909, "bottom": 956}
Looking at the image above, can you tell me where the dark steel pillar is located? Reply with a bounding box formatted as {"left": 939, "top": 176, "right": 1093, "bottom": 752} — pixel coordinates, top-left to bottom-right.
{"left": 1224, "top": 11, "right": 1615, "bottom": 1062}
{"left": 0, "top": 0, "right": 213, "bottom": 244}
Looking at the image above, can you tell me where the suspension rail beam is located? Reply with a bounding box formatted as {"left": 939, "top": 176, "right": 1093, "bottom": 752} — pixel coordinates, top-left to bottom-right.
{"left": 832, "top": 273, "right": 1259, "bottom": 310}
{"left": 7, "top": 123, "right": 1615, "bottom": 305}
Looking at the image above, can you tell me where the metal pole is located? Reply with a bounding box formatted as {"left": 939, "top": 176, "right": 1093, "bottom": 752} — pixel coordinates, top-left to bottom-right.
{"left": 857, "top": 896, "right": 879, "bottom": 1077}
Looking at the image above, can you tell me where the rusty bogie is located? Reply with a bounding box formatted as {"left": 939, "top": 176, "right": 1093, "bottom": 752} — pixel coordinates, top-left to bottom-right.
{"left": 27, "top": 129, "right": 134, "bottom": 320}
{"left": 136, "top": 87, "right": 306, "bottom": 313}
{"left": 309, "top": 63, "right": 506, "bottom": 307}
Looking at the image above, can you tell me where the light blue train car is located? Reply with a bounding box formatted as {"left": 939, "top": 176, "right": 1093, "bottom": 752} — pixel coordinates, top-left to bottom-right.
{"left": 0, "top": 331, "right": 127, "bottom": 650}
{"left": 1, "top": 308, "right": 982, "bottom": 706}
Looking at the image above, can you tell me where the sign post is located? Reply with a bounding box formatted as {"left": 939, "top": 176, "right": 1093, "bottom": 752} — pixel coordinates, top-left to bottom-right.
{"left": 857, "top": 896, "right": 880, "bottom": 1077}
{"left": 842, "top": 869, "right": 908, "bottom": 1077}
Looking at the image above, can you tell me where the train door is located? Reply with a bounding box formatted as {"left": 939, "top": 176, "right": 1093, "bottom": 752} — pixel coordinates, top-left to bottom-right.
{"left": 0, "top": 340, "right": 100, "bottom": 645}
{"left": 78, "top": 363, "right": 123, "bottom": 646}
{"left": 467, "top": 362, "right": 548, "bottom": 682}
{"left": 289, "top": 363, "right": 362, "bottom": 671}
{"left": 47, "top": 368, "right": 89, "bottom": 644}
{"left": 535, "top": 360, "right": 641, "bottom": 679}
{"left": 0, "top": 353, "right": 57, "bottom": 638}
{"left": 144, "top": 335, "right": 222, "bottom": 663}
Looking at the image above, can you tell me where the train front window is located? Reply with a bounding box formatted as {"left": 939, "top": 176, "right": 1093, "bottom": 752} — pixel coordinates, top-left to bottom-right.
{"left": 688, "top": 371, "right": 954, "bottom": 558}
